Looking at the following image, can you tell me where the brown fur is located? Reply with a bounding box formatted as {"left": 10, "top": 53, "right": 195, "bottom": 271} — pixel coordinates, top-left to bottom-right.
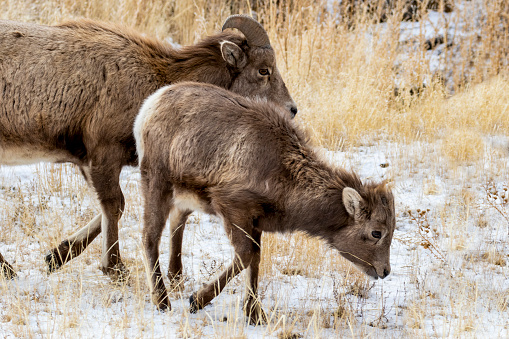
{"left": 0, "top": 18, "right": 296, "bottom": 280}
{"left": 135, "top": 82, "right": 395, "bottom": 323}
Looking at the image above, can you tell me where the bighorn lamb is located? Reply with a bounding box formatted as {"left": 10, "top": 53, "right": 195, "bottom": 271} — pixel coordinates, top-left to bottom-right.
{"left": 0, "top": 15, "right": 297, "bottom": 281}
{"left": 135, "top": 82, "right": 395, "bottom": 324}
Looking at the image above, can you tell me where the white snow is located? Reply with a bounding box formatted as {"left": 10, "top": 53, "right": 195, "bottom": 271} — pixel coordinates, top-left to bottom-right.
{"left": 1, "top": 138, "right": 508, "bottom": 338}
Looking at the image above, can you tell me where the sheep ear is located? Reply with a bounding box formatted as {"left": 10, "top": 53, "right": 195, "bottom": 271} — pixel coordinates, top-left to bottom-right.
{"left": 220, "top": 41, "right": 247, "bottom": 69}
{"left": 343, "top": 187, "right": 363, "bottom": 217}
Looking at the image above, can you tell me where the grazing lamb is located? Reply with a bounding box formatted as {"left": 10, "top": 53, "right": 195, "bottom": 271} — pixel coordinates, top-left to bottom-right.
{"left": 134, "top": 82, "right": 395, "bottom": 324}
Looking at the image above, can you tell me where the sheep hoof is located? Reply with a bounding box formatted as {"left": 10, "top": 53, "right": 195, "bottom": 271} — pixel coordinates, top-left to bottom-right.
{"left": 101, "top": 262, "right": 130, "bottom": 285}
{"left": 189, "top": 293, "right": 199, "bottom": 313}
{"left": 152, "top": 289, "right": 171, "bottom": 311}
{"left": 45, "top": 250, "right": 62, "bottom": 273}
{"left": 1, "top": 262, "right": 16, "bottom": 280}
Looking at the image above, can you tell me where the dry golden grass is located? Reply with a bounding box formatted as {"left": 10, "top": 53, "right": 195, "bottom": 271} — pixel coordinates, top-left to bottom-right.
{"left": 441, "top": 129, "right": 485, "bottom": 164}
{"left": 1, "top": 0, "right": 507, "bottom": 154}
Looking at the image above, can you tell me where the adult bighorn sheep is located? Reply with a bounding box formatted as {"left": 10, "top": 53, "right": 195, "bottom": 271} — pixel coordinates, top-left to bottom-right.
{"left": 134, "top": 82, "right": 395, "bottom": 324}
{"left": 0, "top": 15, "right": 297, "bottom": 281}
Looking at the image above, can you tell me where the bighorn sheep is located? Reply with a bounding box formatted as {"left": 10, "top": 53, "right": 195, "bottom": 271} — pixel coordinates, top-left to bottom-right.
{"left": 134, "top": 82, "right": 395, "bottom": 324}
{"left": 0, "top": 15, "right": 297, "bottom": 281}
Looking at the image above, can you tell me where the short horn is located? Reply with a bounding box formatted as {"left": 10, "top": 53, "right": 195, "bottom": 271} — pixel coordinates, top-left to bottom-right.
{"left": 222, "top": 14, "right": 271, "bottom": 48}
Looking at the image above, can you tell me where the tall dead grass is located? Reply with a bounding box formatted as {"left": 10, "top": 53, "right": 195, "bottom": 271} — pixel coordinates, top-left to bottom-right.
{"left": 1, "top": 0, "right": 507, "bottom": 151}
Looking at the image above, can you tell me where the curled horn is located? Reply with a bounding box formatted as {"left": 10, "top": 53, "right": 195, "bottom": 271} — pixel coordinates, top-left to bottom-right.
{"left": 222, "top": 14, "right": 271, "bottom": 48}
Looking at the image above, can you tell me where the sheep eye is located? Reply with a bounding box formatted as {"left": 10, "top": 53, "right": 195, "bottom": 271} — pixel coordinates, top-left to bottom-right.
{"left": 372, "top": 231, "right": 382, "bottom": 239}
{"left": 259, "top": 69, "right": 269, "bottom": 76}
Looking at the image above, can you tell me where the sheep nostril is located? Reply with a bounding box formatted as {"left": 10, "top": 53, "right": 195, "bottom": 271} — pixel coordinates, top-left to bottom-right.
{"left": 290, "top": 106, "right": 298, "bottom": 117}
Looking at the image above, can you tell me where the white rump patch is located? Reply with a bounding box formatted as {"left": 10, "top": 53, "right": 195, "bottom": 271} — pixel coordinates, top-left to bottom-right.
{"left": 133, "top": 85, "right": 173, "bottom": 163}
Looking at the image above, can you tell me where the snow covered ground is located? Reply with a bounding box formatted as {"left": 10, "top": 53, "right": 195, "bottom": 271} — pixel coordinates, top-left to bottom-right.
{"left": 1, "top": 137, "right": 508, "bottom": 338}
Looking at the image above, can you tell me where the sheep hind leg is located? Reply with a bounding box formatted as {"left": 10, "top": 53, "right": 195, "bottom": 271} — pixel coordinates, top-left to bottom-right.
{"left": 142, "top": 172, "right": 174, "bottom": 309}
{"left": 0, "top": 252, "right": 16, "bottom": 279}
{"left": 167, "top": 209, "right": 191, "bottom": 290}
{"left": 45, "top": 214, "right": 102, "bottom": 273}
{"left": 45, "top": 165, "right": 103, "bottom": 273}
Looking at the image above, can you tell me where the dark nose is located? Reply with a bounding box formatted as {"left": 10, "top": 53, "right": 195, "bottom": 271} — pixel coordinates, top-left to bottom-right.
{"left": 290, "top": 106, "right": 298, "bottom": 117}
{"left": 381, "top": 268, "right": 390, "bottom": 279}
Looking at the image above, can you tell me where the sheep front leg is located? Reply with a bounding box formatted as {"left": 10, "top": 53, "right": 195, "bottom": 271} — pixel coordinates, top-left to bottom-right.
{"left": 90, "top": 161, "right": 128, "bottom": 283}
{"left": 243, "top": 229, "right": 267, "bottom": 325}
{"left": 189, "top": 220, "right": 255, "bottom": 313}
